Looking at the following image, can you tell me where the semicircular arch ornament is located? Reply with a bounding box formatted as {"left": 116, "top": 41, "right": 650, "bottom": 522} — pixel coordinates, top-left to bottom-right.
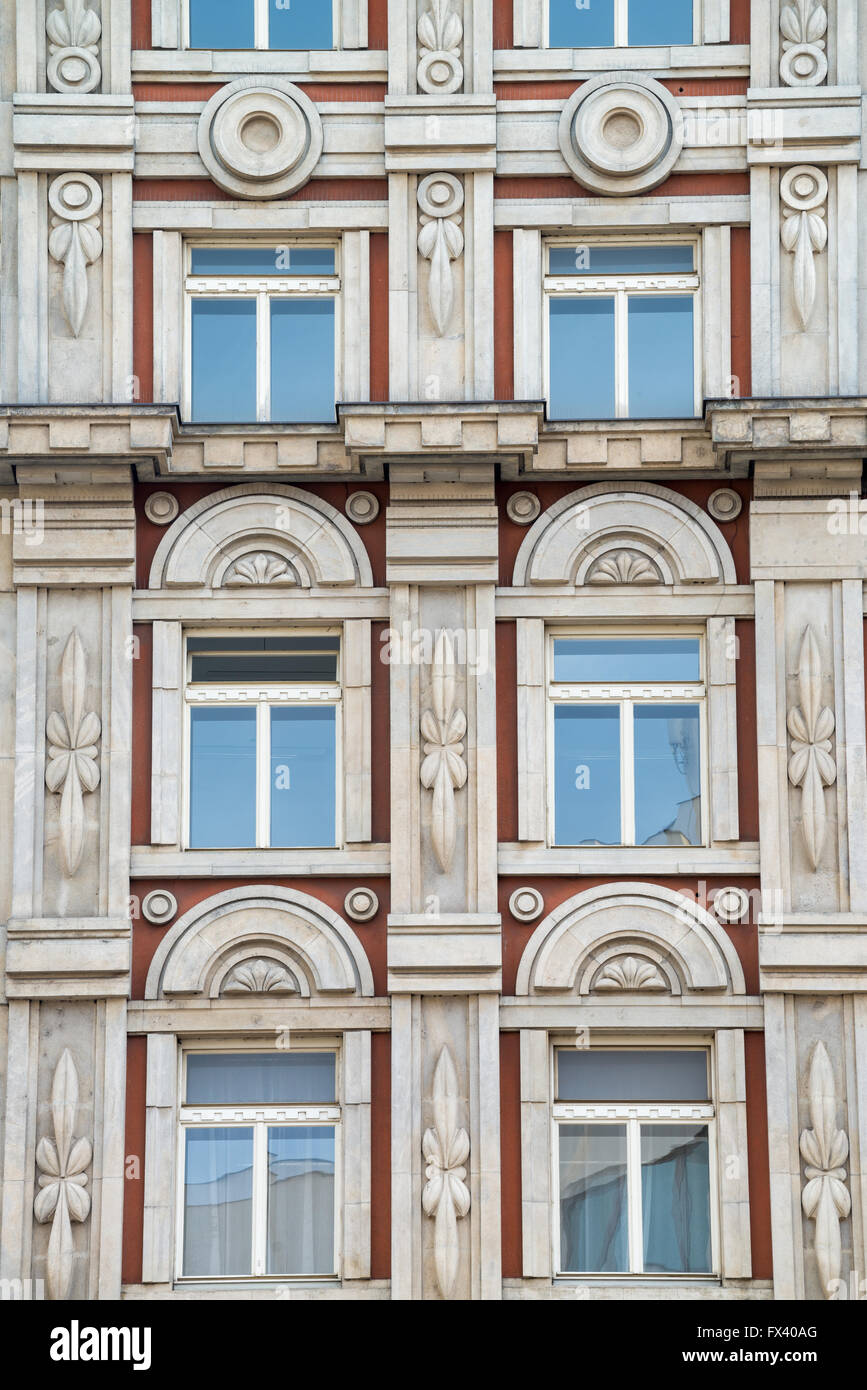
{"left": 197, "top": 78, "right": 323, "bottom": 198}
{"left": 558, "top": 72, "right": 684, "bottom": 195}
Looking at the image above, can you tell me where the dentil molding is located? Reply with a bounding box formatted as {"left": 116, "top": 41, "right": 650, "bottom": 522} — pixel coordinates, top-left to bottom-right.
{"left": 197, "top": 78, "right": 323, "bottom": 198}
{"left": 558, "top": 73, "right": 684, "bottom": 195}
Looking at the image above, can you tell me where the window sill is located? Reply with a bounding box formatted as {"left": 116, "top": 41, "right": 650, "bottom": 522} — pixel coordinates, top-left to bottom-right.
{"left": 498, "top": 843, "right": 759, "bottom": 876}
{"left": 492, "top": 45, "right": 750, "bottom": 78}
{"left": 131, "top": 50, "right": 389, "bottom": 83}
{"left": 502, "top": 1278, "right": 773, "bottom": 1301}
{"left": 121, "top": 1281, "right": 391, "bottom": 1300}
{"left": 131, "top": 844, "right": 390, "bottom": 877}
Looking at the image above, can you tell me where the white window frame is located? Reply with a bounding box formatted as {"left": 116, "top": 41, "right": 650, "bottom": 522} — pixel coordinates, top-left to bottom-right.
{"left": 543, "top": 0, "right": 700, "bottom": 48}
{"left": 546, "top": 627, "right": 709, "bottom": 848}
{"left": 543, "top": 237, "right": 702, "bottom": 420}
{"left": 183, "top": 240, "right": 342, "bottom": 424}
{"left": 551, "top": 1043, "right": 719, "bottom": 1279}
{"left": 182, "top": 628, "right": 344, "bottom": 851}
{"left": 181, "top": 0, "right": 341, "bottom": 50}
{"left": 175, "top": 1041, "right": 342, "bottom": 1284}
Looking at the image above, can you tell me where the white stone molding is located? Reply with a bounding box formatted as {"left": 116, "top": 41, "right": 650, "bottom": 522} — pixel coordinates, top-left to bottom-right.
{"left": 708, "top": 488, "right": 743, "bottom": 523}
{"left": 197, "top": 79, "right": 324, "bottom": 199}
{"left": 586, "top": 549, "right": 661, "bottom": 585}
{"left": 221, "top": 958, "right": 299, "bottom": 994}
{"left": 144, "top": 493, "right": 179, "bottom": 526}
{"left": 421, "top": 1046, "right": 471, "bottom": 1300}
{"left": 702, "top": 224, "right": 732, "bottom": 399}
{"left": 152, "top": 230, "right": 183, "bottom": 407}
{"left": 515, "top": 883, "right": 747, "bottom": 997}
{"left": 346, "top": 492, "right": 380, "bottom": 525}
{"left": 145, "top": 885, "right": 376, "bottom": 999}
{"left": 141, "top": 889, "right": 177, "bottom": 925}
{"left": 708, "top": 614, "right": 740, "bottom": 843}
{"left": 150, "top": 620, "right": 182, "bottom": 847}
{"left": 417, "top": 174, "right": 465, "bottom": 338}
{"left": 45, "top": 630, "right": 102, "bottom": 878}
{"left": 342, "top": 229, "right": 371, "bottom": 405}
{"left": 779, "top": 0, "right": 828, "bottom": 86}
{"left": 46, "top": 0, "right": 101, "bottom": 94}
{"left": 506, "top": 493, "right": 540, "bottom": 526}
{"left": 509, "top": 887, "right": 544, "bottom": 923}
{"left": 417, "top": 0, "right": 464, "bottom": 95}
{"left": 148, "top": 484, "right": 374, "bottom": 591}
{"left": 48, "top": 174, "right": 103, "bottom": 339}
{"left": 343, "top": 618, "right": 373, "bottom": 843}
{"left": 512, "top": 483, "right": 737, "bottom": 588}
{"left": 713, "top": 885, "right": 750, "bottom": 923}
{"left": 516, "top": 617, "right": 546, "bottom": 842}
{"left": 419, "top": 629, "right": 469, "bottom": 874}
{"left": 558, "top": 73, "right": 684, "bottom": 196}
{"left": 592, "top": 955, "right": 668, "bottom": 992}
{"left": 800, "top": 1041, "right": 850, "bottom": 1298}
{"left": 513, "top": 228, "right": 543, "bottom": 400}
{"left": 142, "top": 1033, "right": 177, "bottom": 1284}
{"left": 780, "top": 166, "right": 828, "bottom": 332}
{"left": 345, "top": 887, "right": 379, "bottom": 922}
{"left": 34, "top": 1050, "right": 93, "bottom": 1302}
{"left": 342, "top": 1029, "right": 373, "bottom": 1280}
{"left": 787, "top": 625, "right": 837, "bottom": 871}
{"left": 222, "top": 553, "right": 298, "bottom": 586}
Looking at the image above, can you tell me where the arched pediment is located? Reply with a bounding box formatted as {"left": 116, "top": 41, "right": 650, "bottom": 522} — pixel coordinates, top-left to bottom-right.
{"left": 144, "top": 886, "right": 376, "bottom": 1000}
{"left": 512, "top": 483, "right": 736, "bottom": 588}
{"left": 148, "top": 484, "right": 374, "bottom": 590}
{"left": 515, "top": 883, "right": 745, "bottom": 997}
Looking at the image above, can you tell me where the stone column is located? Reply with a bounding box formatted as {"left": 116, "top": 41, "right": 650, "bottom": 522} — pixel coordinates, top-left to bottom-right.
{"left": 0, "top": 461, "right": 134, "bottom": 1300}
{"left": 387, "top": 462, "right": 502, "bottom": 1299}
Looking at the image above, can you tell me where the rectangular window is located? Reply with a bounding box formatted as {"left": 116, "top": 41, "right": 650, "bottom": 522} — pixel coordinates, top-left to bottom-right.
{"left": 549, "top": 635, "right": 705, "bottom": 847}
{"left": 186, "top": 634, "right": 340, "bottom": 850}
{"left": 187, "top": 0, "right": 334, "bottom": 49}
{"left": 555, "top": 1049, "right": 714, "bottom": 1277}
{"left": 548, "top": 0, "right": 694, "bottom": 48}
{"left": 180, "top": 1051, "right": 338, "bottom": 1280}
{"left": 545, "top": 242, "right": 699, "bottom": 420}
{"left": 186, "top": 244, "right": 339, "bottom": 423}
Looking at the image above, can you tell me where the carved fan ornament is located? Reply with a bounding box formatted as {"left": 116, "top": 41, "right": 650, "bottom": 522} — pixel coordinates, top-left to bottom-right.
{"left": 419, "top": 630, "right": 468, "bottom": 873}
{"left": 594, "top": 955, "right": 667, "bottom": 992}
{"left": 34, "top": 1050, "right": 92, "bottom": 1301}
{"left": 422, "top": 1048, "right": 471, "bottom": 1299}
{"left": 786, "top": 626, "right": 836, "bottom": 870}
{"left": 223, "top": 552, "right": 296, "bottom": 586}
{"left": 800, "top": 1042, "right": 850, "bottom": 1298}
{"left": 221, "top": 959, "right": 297, "bottom": 994}
{"left": 45, "top": 630, "right": 101, "bottom": 877}
{"left": 586, "top": 549, "right": 661, "bottom": 585}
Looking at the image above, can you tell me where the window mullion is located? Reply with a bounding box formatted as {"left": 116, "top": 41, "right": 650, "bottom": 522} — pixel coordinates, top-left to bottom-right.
{"left": 257, "top": 292, "right": 271, "bottom": 422}
{"left": 628, "top": 1118, "right": 644, "bottom": 1274}
{"left": 616, "top": 0, "right": 630, "bottom": 45}
{"left": 259, "top": 701, "right": 271, "bottom": 849}
{"left": 252, "top": 1121, "right": 268, "bottom": 1276}
{"left": 615, "top": 290, "right": 629, "bottom": 417}
{"left": 622, "top": 698, "right": 635, "bottom": 845}
{"left": 256, "top": 0, "right": 269, "bottom": 49}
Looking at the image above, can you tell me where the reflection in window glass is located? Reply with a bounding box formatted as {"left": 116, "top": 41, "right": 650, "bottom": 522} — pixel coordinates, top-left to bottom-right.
{"left": 549, "top": 0, "right": 615, "bottom": 47}
{"left": 267, "top": 1127, "right": 335, "bottom": 1274}
{"left": 189, "top": 0, "right": 254, "bottom": 48}
{"left": 634, "top": 704, "right": 701, "bottom": 846}
{"left": 628, "top": 0, "right": 693, "bottom": 46}
{"left": 628, "top": 297, "right": 695, "bottom": 418}
{"left": 270, "top": 301, "right": 336, "bottom": 422}
{"left": 190, "top": 247, "right": 336, "bottom": 277}
{"left": 269, "top": 0, "right": 333, "bottom": 49}
{"left": 553, "top": 638, "right": 701, "bottom": 684}
{"left": 558, "top": 1050, "right": 709, "bottom": 1102}
{"left": 186, "top": 1053, "right": 336, "bottom": 1105}
{"left": 183, "top": 1127, "right": 253, "bottom": 1276}
{"left": 554, "top": 705, "right": 621, "bottom": 845}
{"left": 560, "top": 1124, "right": 628, "bottom": 1272}
{"left": 549, "top": 298, "right": 616, "bottom": 419}
{"left": 642, "top": 1124, "right": 711, "bottom": 1273}
{"left": 549, "top": 245, "right": 694, "bottom": 276}
{"left": 191, "top": 300, "right": 257, "bottom": 422}
{"left": 189, "top": 707, "right": 257, "bottom": 848}
{"left": 270, "top": 707, "right": 337, "bottom": 848}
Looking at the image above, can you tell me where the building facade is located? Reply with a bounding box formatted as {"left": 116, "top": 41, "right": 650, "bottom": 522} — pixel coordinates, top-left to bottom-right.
{"left": 0, "top": 0, "right": 865, "bottom": 1303}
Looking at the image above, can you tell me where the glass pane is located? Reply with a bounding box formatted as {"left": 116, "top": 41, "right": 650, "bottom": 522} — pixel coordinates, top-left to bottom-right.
{"left": 559, "top": 1125, "right": 628, "bottom": 1272}
{"left": 270, "top": 300, "right": 335, "bottom": 422}
{"left": 627, "top": 296, "right": 694, "bottom": 418}
{"left": 267, "top": 1127, "right": 335, "bottom": 1274}
{"left": 553, "top": 637, "right": 700, "bottom": 684}
{"left": 191, "top": 299, "right": 257, "bottom": 422}
{"left": 558, "top": 1050, "right": 709, "bottom": 1102}
{"left": 549, "top": 298, "right": 616, "bottom": 419}
{"left": 189, "top": 707, "right": 257, "bottom": 849}
{"left": 549, "top": 0, "right": 615, "bottom": 47}
{"left": 183, "top": 1127, "right": 253, "bottom": 1276}
{"left": 190, "top": 247, "right": 335, "bottom": 276}
{"left": 628, "top": 0, "right": 693, "bottom": 46}
{"left": 634, "top": 704, "right": 701, "bottom": 846}
{"left": 642, "top": 1124, "right": 711, "bottom": 1273}
{"left": 186, "top": 1053, "right": 336, "bottom": 1105}
{"left": 189, "top": 0, "right": 254, "bottom": 48}
{"left": 270, "top": 707, "right": 336, "bottom": 848}
{"left": 269, "top": 0, "right": 333, "bottom": 49}
{"left": 189, "top": 636, "right": 340, "bottom": 684}
{"left": 554, "top": 705, "right": 621, "bottom": 846}
{"left": 549, "top": 245, "right": 694, "bottom": 275}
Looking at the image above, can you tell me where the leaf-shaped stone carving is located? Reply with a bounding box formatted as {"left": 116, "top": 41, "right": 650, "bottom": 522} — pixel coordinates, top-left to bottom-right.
{"left": 422, "top": 1048, "right": 471, "bottom": 1299}
{"left": 799, "top": 1042, "right": 850, "bottom": 1298}
{"left": 49, "top": 215, "right": 103, "bottom": 337}
{"left": 34, "top": 1050, "right": 93, "bottom": 1301}
{"left": 224, "top": 552, "right": 296, "bottom": 586}
{"left": 47, "top": 0, "right": 101, "bottom": 48}
{"left": 586, "top": 550, "right": 661, "bottom": 585}
{"left": 45, "top": 630, "right": 102, "bottom": 877}
{"left": 786, "top": 626, "right": 836, "bottom": 870}
{"left": 221, "top": 959, "right": 297, "bottom": 994}
{"left": 419, "top": 631, "right": 468, "bottom": 873}
{"left": 594, "top": 955, "right": 668, "bottom": 992}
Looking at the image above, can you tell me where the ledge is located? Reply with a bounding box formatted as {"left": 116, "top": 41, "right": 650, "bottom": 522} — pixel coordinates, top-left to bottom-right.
{"left": 498, "top": 844, "right": 760, "bottom": 876}
{"left": 707, "top": 397, "right": 867, "bottom": 473}
{"left": 492, "top": 46, "right": 751, "bottom": 79}
{"left": 525, "top": 416, "right": 725, "bottom": 477}
{"left": 130, "top": 845, "right": 391, "bottom": 877}
{"left": 130, "top": 50, "right": 388, "bottom": 83}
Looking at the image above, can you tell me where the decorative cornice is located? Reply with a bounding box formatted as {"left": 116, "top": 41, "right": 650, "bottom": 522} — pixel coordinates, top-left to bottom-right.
{"left": 800, "top": 1042, "right": 850, "bottom": 1298}
{"left": 45, "top": 630, "right": 101, "bottom": 878}
{"left": 787, "top": 626, "right": 836, "bottom": 871}
{"left": 420, "top": 630, "right": 468, "bottom": 873}
{"left": 34, "top": 1050, "right": 92, "bottom": 1301}
{"left": 422, "top": 1047, "right": 470, "bottom": 1300}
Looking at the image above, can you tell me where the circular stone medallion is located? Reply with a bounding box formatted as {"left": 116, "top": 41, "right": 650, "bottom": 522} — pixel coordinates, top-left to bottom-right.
{"left": 558, "top": 73, "right": 684, "bottom": 195}
{"left": 198, "top": 78, "right": 323, "bottom": 199}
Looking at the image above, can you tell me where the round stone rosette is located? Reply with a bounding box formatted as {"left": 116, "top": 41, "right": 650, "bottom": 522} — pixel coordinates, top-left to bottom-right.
{"left": 198, "top": 78, "right": 323, "bottom": 199}
{"left": 558, "top": 72, "right": 684, "bottom": 195}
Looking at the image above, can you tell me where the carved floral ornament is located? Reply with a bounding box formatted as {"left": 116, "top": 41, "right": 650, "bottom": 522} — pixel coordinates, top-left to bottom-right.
{"left": 417, "top": 0, "right": 463, "bottom": 95}
{"left": 780, "top": 0, "right": 828, "bottom": 86}
{"left": 422, "top": 1048, "right": 471, "bottom": 1299}
{"left": 45, "top": 630, "right": 101, "bottom": 877}
{"left": 48, "top": 174, "right": 103, "bottom": 339}
{"left": 221, "top": 958, "right": 297, "bottom": 995}
{"left": 780, "top": 166, "right": 828, "bottom": 332}
{"left": 417, "top": 174, "right": 464, "bottom": 337}
{"left": 47, "top": 0, "right": 101, "bottom": 94}
{"left": 594, "top": 955, "right": 667, "bottom": 992}
{"left": 586, "top": 549, "right": 661, "bottom": 585}
{"left": 419, "top": 629, "right": 468, "bottom": 873}
{"left": 786, "top": 625, "right": 836, "bottom": 871}
{"left": 800, "top": 1042, "right": 850, "bottom": 1298}
{"left": 34, "top": 1050, "right": 92, "bottom": 1301}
